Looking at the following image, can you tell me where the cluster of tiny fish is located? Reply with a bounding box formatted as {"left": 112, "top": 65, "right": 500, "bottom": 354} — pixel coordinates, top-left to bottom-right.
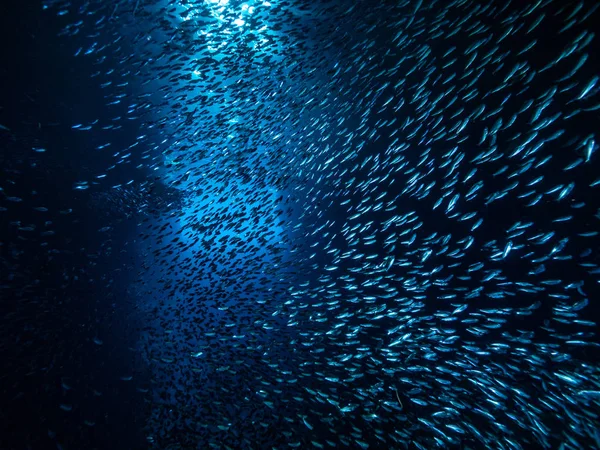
{"left": 13, "top": 0, "right": 600, "bottom": 448}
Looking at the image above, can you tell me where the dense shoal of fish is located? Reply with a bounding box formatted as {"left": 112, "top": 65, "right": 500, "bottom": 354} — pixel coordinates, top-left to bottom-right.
{"left": 2, "top": 0, "right": 600, "bottom": 448}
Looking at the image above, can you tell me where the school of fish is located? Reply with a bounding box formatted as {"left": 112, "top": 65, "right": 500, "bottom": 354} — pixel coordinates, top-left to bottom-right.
{"left": 2, "top": 0, "right": 600, "bottom": 448}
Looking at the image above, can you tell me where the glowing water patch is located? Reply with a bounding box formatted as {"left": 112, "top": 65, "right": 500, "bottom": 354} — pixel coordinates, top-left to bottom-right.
{"left": 176, "top": 0, "right": 277, "bottom": 58}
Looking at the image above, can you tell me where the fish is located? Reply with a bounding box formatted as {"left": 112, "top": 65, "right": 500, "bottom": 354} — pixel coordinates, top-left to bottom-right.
{"left": 1, "top": 0, "right": 599, "bottom": 449}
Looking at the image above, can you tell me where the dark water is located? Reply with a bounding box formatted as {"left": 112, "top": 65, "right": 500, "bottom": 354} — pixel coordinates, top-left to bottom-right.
{"left": 1, "top": 0, "right": 600, "bottom": 449}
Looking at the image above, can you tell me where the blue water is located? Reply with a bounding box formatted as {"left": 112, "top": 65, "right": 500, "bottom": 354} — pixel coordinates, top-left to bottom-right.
{"left": 1, "top": 0, "right": 600, "bottom": 449}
